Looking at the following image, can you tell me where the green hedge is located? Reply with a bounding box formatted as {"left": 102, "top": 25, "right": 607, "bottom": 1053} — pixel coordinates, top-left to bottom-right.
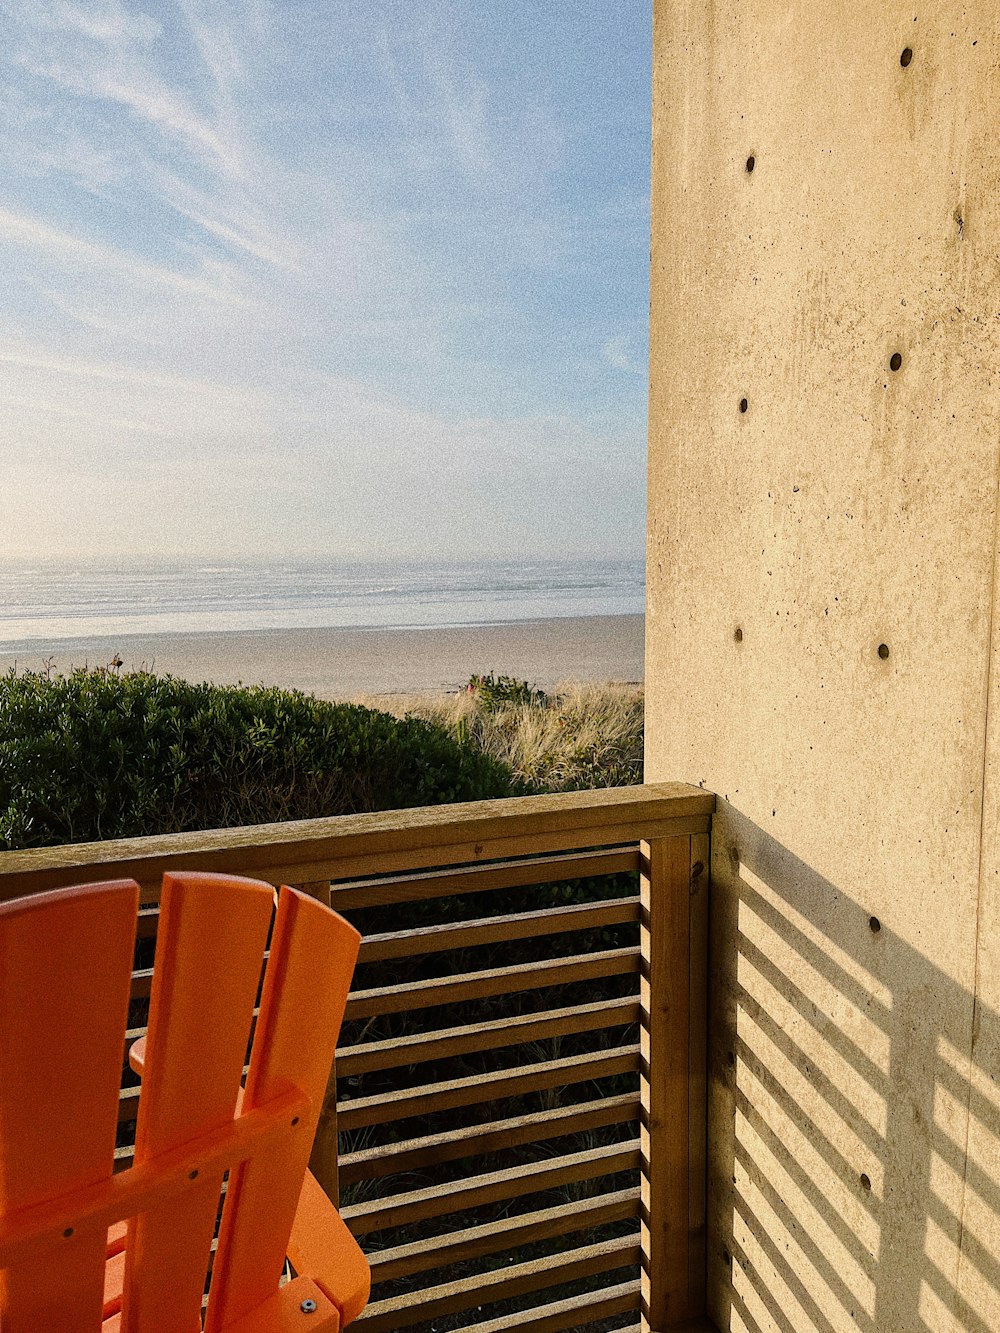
{"left": 0, "top": 668, "right": 524, "bottom": 850}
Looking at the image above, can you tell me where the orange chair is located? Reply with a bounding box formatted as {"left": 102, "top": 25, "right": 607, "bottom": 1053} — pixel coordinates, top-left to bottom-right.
{"left": 0, "top": 871, "right": 370, "bottom": 1332}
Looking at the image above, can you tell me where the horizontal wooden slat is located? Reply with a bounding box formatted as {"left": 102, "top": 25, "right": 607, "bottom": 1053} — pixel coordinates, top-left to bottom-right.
{"left": 117, "top": 1083, "right": 643, "bottom": 1185}
{"left": 118, "top": 1084, "right": 140, "bottom": 1123}
{"left": 338, "top": 1046, "right": 640, "bottom": 1131}
{"left": 636, "top": 1322, "right": 716, "bottom": 1332}
{"left": 446, "top": 1278, "right": 641, "bottom": 1333}
{"left": 338, "top": 997, "right": 640, "bottom": 1077}
{"left": 366, "top": 1188, "right": 639, "bottom": 1281}
{"left": 342, "top": 1139, "right": 640, "bottom": 1236}
{"left": 336, "top": 847, "right": 639, "bottom": 911}
{"left": 358, "top": 895, "right": 639, "bottom": 963}
{"left": 310, "top": 812, "right": 708, "bottom": 892}
{"left": 359, "top": 1235, "right": 640, "bottom": 1332}
{"left": 341, "top": 1093, "right": 639, "bottom": 1185}
{"left": 0, "top": 783, "right": 713, "bottom": 902}
{"left": 345, "top": 948, "right": 638, "bottom": 1020}
{"left": 615, "top": 1324, "right": 716, "bottom": 1333}
{"left": 135, "top": 907, "right": 159, "bottom": 939}
{"left": 130, "top": 967, "right": 153, "bottom": 1000}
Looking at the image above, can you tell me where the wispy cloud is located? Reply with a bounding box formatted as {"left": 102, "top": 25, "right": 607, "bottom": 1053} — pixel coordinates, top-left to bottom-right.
{"left": 164, "top": 194, "right": 302, "bottom": 273}
{"left": 602, "top": 335, "right": 646, "bottom": 376}
{"left": 0, "top": 0, "right": 651, "bottom": 560}
{"left": 40, "top": 1, "right": 162, "bottom": 48}
{"left": 375, "top": 10, "right": 563, "bottom": 204}
{"left": 0, "top": 204, "right": 242, "bottom": 302}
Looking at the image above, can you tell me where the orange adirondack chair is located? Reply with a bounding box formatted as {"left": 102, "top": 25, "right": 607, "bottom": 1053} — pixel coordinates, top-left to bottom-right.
{"left": 0, "top": 871, "right": 370, "bottom": 1332}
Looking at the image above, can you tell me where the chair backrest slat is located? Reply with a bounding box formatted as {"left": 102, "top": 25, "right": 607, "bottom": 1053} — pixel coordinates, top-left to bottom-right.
{"left": 203, "top": 887, "right": 360, "bottom": 1332}
{"left": 0, "top": 880, "right": 138, "bottom": 1333}
{"left": 1, "top": 874, "right": 363, "bottom": 1332}
{"left": 120, "top": 871, "right": 274, "bottom": 1333}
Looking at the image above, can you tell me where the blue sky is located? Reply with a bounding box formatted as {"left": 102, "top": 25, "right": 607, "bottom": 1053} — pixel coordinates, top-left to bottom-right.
{"left": 0, "top": 1, "right": 651, "bottom": 562}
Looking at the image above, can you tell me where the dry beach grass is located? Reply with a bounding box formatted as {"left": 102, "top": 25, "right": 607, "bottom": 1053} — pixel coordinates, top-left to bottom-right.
{"left": 355, "top": 679, "right": 644, "bottom": 791}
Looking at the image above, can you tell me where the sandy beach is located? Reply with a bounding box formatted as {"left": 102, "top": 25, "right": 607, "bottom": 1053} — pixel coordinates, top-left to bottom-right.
{"left": 0, "top": 614, "right": 643, "bottom": 701}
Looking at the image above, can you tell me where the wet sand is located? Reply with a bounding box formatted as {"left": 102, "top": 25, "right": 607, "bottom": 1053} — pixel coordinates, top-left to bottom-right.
{"left": 0, "top": 615, "right": 644, "bottom": 701}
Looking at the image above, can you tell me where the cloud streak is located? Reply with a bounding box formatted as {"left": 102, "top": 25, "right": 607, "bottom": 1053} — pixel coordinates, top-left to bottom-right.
{"left": 0, "top": 0, "right": 651, "bottom": 561}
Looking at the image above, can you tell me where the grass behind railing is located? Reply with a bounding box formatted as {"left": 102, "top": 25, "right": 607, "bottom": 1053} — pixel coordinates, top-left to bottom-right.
{"left": 357, "top": 680, "right": 644, "bottom": 793}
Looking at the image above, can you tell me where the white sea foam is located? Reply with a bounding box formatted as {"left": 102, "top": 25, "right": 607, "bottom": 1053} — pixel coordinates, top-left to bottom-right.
{"left": 0, "top": 557, "right": 644, "bottom": 647}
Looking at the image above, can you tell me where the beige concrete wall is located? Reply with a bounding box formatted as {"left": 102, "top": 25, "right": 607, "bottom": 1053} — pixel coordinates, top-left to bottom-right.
{"left": 646, "top": 4, "right": 1000, "bottom": 1330}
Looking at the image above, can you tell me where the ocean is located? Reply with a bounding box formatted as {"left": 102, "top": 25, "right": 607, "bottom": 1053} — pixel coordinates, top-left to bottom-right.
{"left": 0, "top": 557, "right": 645, "bottom": 648}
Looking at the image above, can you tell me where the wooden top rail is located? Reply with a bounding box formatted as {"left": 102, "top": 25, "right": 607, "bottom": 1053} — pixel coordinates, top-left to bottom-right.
{"left": 0, "top": 782, "right": 714, "bottom": 903}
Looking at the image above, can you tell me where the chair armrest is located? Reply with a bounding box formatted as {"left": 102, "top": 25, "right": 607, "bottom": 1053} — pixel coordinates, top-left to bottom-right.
{"left": 286, "top": 1172, "right": 370, "bottom": 1327}
{"left": 128, "top": 1035, "right": 146, "bottom": 1076}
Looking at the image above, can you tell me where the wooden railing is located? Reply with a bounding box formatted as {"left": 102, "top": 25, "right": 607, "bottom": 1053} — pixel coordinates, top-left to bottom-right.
{"left": 0, "top": 782, "right": 714, "bottom": 1332}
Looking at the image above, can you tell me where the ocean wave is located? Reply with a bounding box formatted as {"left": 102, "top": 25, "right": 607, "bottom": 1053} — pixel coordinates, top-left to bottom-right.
{"left": 0, "top": 558, "right": 645, "bottom": 645}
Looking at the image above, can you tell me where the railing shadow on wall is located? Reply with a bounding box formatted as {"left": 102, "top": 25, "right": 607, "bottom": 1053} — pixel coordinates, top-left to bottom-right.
{"left": 710, "top": 809, "right": 999, "bottom": 1333}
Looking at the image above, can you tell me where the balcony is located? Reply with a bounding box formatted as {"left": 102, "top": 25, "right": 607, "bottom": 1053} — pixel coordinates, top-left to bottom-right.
{"left": 0, "top": 783, "right": 714, "bottom": 1332}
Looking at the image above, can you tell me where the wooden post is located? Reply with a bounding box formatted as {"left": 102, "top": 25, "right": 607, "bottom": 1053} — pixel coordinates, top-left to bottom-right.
{"left": 309, "top": 1059, "right": 341, "bottom": 1205}
{"left": 295, "top": 880, "right": 340, "bottom": 1204}
{"left": 297, "top": 879, "right": 332, "bottom": 909}
{"left": 640, "top": 835, "right": 707, "bottom": 1329}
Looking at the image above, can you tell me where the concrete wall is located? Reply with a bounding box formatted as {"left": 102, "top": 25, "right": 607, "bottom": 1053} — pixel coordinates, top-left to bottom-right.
{"left": 646, "top": 4, "right": 1000, "bottom": 1330}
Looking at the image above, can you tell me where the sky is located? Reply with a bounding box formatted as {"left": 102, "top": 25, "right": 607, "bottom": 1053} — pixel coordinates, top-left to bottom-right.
{"left": 0, "top": 1, "right": 652, "bottom": 563}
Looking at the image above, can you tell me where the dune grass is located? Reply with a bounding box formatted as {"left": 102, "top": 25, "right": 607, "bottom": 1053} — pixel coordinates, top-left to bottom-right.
{"left": 356, "top": 678, "right": 644, "bottom": 792}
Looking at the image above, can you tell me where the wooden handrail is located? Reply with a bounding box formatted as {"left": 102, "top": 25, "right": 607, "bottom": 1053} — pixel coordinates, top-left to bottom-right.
{"left": 0, "top": 782, "right": 713, "bottom": 902}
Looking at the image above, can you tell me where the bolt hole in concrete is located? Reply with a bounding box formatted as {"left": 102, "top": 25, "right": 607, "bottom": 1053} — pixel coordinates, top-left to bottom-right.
{"left": 739, "top": 397, "right": 748, "bottom": 413}
{"left": 745, "top": 154, "right": 755, "bottom": 173}
{"left": 900, "top": 46, "right": 913, "bottom": 66}
{"left": 869, "top": 915, "right": 882, "bottom": 933}
{"left": 860, "top": 1173, "right": 872, "bottom": 1192}
{"left": 889, "top": 351, "right": 903, "bottom": 371}
{"left": 878, "top": 643, "right": 890, "bottom": 659}
{"left": 734, "top": 627, "right": 744, "bottom": 643}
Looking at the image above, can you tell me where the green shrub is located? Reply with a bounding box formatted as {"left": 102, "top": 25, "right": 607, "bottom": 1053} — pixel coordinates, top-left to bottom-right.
{"left": 0, "top": 667, "right": 524, "bottom": 850}
{"left": 466, "top": 672, "right": 547, "bottom": 710}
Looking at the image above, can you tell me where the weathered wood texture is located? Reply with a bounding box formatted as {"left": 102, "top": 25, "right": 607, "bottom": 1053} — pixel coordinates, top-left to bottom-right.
{"left": 342, "top": 1142, "right": 642, "bottom": 1236}
{"left": 5, "top": 784, "right": 714, "bottom": 1330}
{"left": 0, "top": 783, "right": 712, "bottom": 903}
{"left": 337, "top": 996, "right": 640, "bottom": 1077}
{"left": 339, "top": 1093, "right": 639, "bottom": 1184}
{"left": 640, "top": 837, "right": 707, "bottom": 1330}
{"left": 445, "top": 1280, "right": 641, "bottom": 1333}
{"left": 356, "top": 1236, "right": 641, "bottom": 1333}
{"left": 365, "top": 1188, "right": 639, "bottom": 1282}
